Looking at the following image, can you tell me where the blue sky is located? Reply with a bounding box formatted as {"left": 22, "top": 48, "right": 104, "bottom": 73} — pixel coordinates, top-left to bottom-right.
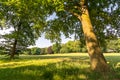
{"left": 0, "top": 29, "right": 74, "bottom": 48}
{"left": 34, "top": 34, "right": 74, "bottom": 48}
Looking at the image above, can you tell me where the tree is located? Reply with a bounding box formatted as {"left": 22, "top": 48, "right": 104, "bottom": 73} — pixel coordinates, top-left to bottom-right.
{"left": 72, "top": 40, "right": 86, "bottom": 52}
{"left": 30, "top": 47, "right": 41, "bottom": 55}
{"left": 47, "top": 46, "right": 54, "bottom": 54}
{"left": 106, "top": 39, "right": 120, "bottom": 52}
{"left": 35, "top": 48, "right": 41, "bottom": 55}
{"left": 60, "top": 44, "right": 71, "bottom": 53}
{"left": 40, "top": 48, "right": 47, "bottom": 54}
{"left": 52, "top": 42, "right": 61, "bottom": 53}
{"left": 0, "top": 0, "right": 46, "bottom": 58}
{"left": 40, "top": 0, "right": 120, "bottom": 72}
{"left": 59, "top": 40, "right": 86, "bottom": 53}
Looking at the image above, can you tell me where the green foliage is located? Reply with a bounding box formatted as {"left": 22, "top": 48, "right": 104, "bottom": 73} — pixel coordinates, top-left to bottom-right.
{"left": 41, "top": 0, "right": 120, "bottom": 49}
{"left": 0, "top": 0, "right": 47, "bottom": 58}
{"left": 60, "top": 44, "right": 71, "bottom": 53}
{"left": 21, "top": 49, "right": 31, "bottom": 55}
{"left": 0, "top": 0, "right": 47, "bottom": 52}
{"left": 30, "top": 47, "right": 41, "bottom": 55}
{"left": 40, "top": 48, "right": 47, "bottom": 55}
{"left": 0, "top": 47, "right": 6, "bottom": 55}
{"left": 23, "top": 47, "right": 47, "bottom": 55}
{"left": 106, "top": 39, "right": 120, "bottom": 52}
{"left": 52, "top": 42, "right": 61, "bottom": 53}
{"left": 81, "top": 47, "right": 87, "bottom": 53}
{"left": 59, "top": 40, "right": 86, "bottom": 53}
{"left": 1, "top": 0, "right": 119, "bottom": 55}
{"left": 35, "top": 48, "right": 41, "bottom": 55}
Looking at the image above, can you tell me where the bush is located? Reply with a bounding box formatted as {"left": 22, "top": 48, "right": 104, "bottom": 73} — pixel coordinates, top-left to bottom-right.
{"left": 35, "top": 48, "right": 41, "bottom": 55}
{"left": 81, "top": 47, "right": 87, "bottom": 53}
{"left": 52, "top": 43, "right": 61, "bottom": 53}
{"left": 40, "top": 48, "right": 47, "bottom": 54}
{"left": 60, "top": 46, "right": 70, "bottom": 53}
{"left": 30, "top": 47, "right": 41, "bottom": 55}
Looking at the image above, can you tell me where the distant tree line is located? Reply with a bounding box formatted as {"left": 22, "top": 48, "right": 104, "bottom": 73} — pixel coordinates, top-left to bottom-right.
{"left": 0, "top": 39, "right": 120, "bottom": 55}
{"left": 30, "top": 40, "right": 87, "bottom": 55}
{"left": 30, "top": 39, "right": 120, "bottom": 55}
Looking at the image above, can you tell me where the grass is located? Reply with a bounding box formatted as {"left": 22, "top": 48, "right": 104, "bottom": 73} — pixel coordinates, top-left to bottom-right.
{"left": 0, "top": 53, "right": 120, "bottom": 80}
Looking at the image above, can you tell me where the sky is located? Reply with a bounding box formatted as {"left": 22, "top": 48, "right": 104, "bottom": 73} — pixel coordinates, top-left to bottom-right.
{"left": 0, "top": 29, "right": 74, "bottom": 48}
{"left": 34, "top": 34, "right": 74, "bottom": 48}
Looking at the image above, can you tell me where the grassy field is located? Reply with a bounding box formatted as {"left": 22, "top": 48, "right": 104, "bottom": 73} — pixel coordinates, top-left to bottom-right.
{"left": 0, "top": 53, "right": 120, "bottom": 80}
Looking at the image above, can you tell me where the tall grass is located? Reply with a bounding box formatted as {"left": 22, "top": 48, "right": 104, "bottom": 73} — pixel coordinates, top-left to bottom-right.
{"left": 0, "top": 53, "right": 120, "bottom": 80}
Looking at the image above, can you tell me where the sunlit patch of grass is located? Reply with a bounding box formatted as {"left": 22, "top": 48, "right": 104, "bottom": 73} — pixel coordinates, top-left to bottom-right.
{"left": 53, "top": 74, "right": 61, "bottom": 80}
{"left": 0, "top": 58, "right": 64, "bottom": 69}
{"left": 104, "top": 53, "right": 120, "bottom": 68}
{"left": 0, "top": 53, "right": 120, "bottom": 80}
{"left": 78, "top": 74, "right": 87, "bottom": 79}
{"left": 116, "top": 62, "right": 120, "bottom": 68}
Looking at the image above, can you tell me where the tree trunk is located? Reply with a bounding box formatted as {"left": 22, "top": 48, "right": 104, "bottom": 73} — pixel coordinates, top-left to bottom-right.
{"left": 10, "top": 22, "right": 21, "bottom": 59}
{"left": 77, "top": 1, "right": 109, "bottom": 72}
{"left": 10, "top": 39, "right": 17, "bottom": 59}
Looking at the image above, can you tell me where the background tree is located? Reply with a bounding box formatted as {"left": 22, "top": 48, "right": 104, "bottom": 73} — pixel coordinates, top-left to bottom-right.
{"left": 60, "top": 44, "right": 71, "bottom": 53}
{"left": 52, "top": 42, "right": 61, "bottom": 53}
{"left": 0, "top": 0, "right": 46, "bottom": 58}
{"left": 59, "top": 40, "right": 87, "bottom": 53}
{"left": 40, "top": 48, "right": 48, "bottom": 55}
{"left": 30, "top": 47, "right": 41, "bottom": 55}
{"left": 47, "top": 46, "right": 54, "bottom": 54}
{"left": 106, "top": 39, "right": 120, "bottom": 53}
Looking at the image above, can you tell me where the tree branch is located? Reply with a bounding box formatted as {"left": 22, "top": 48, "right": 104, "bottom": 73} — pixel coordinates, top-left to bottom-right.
{"left": 69, "top": 10, "right": 82, "bottom": 21}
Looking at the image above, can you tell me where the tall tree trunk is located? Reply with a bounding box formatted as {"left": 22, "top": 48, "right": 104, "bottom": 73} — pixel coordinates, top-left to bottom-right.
{"left": 10, "top": 22, "right": 21, "bottom": 59}
{"left": 10, "top": 39, "right": 17, "bottom": 59}
{"left": 77, "top": 0, "right": 109, "bottom": 72}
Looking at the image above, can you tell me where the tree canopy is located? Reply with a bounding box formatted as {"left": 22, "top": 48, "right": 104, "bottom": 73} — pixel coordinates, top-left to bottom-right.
{"left": 1, "top": 0, "right": 119, "bottom": 45}
{"left": 41, "top": 0, "right": 120, "bottom": 44}
{"left": 0, "top": 0, "right": 47, "bottom": 58}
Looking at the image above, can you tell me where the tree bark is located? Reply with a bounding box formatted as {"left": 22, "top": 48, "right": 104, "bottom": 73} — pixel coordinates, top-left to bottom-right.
{"left": 77, "top": 0, "right": 109, "bottom": 72}
{"left": 10, "top": 22, "right": 21, "bottom": 59}
{"left": 10, "top": 39, "right": 17, "bottom": 59}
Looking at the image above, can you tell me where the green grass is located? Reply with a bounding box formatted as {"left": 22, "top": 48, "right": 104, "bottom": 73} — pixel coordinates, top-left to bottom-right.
{"left": 0, "top": 53, "right": 120, "bottom": 80}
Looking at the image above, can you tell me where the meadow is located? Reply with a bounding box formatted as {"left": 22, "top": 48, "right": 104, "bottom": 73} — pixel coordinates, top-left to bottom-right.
{"left": 0, "top": 53, "right": 120, "bottom": 80}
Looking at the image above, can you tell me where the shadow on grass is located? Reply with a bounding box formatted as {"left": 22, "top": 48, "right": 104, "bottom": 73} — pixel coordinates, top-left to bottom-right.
{"left": 0, "top": 61, "right": 119, "bottom": 80}
{"left": 0, "top": 54, "right": 120, "bottom": 80}
{"left": 0, "top": 63, "right": 94, "bottom": 80}
{"left": 0, "top": 54, "right": 89, "bottom": 63}
{"left": 105, "top": 55, "right": 120, "bottom": 64}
